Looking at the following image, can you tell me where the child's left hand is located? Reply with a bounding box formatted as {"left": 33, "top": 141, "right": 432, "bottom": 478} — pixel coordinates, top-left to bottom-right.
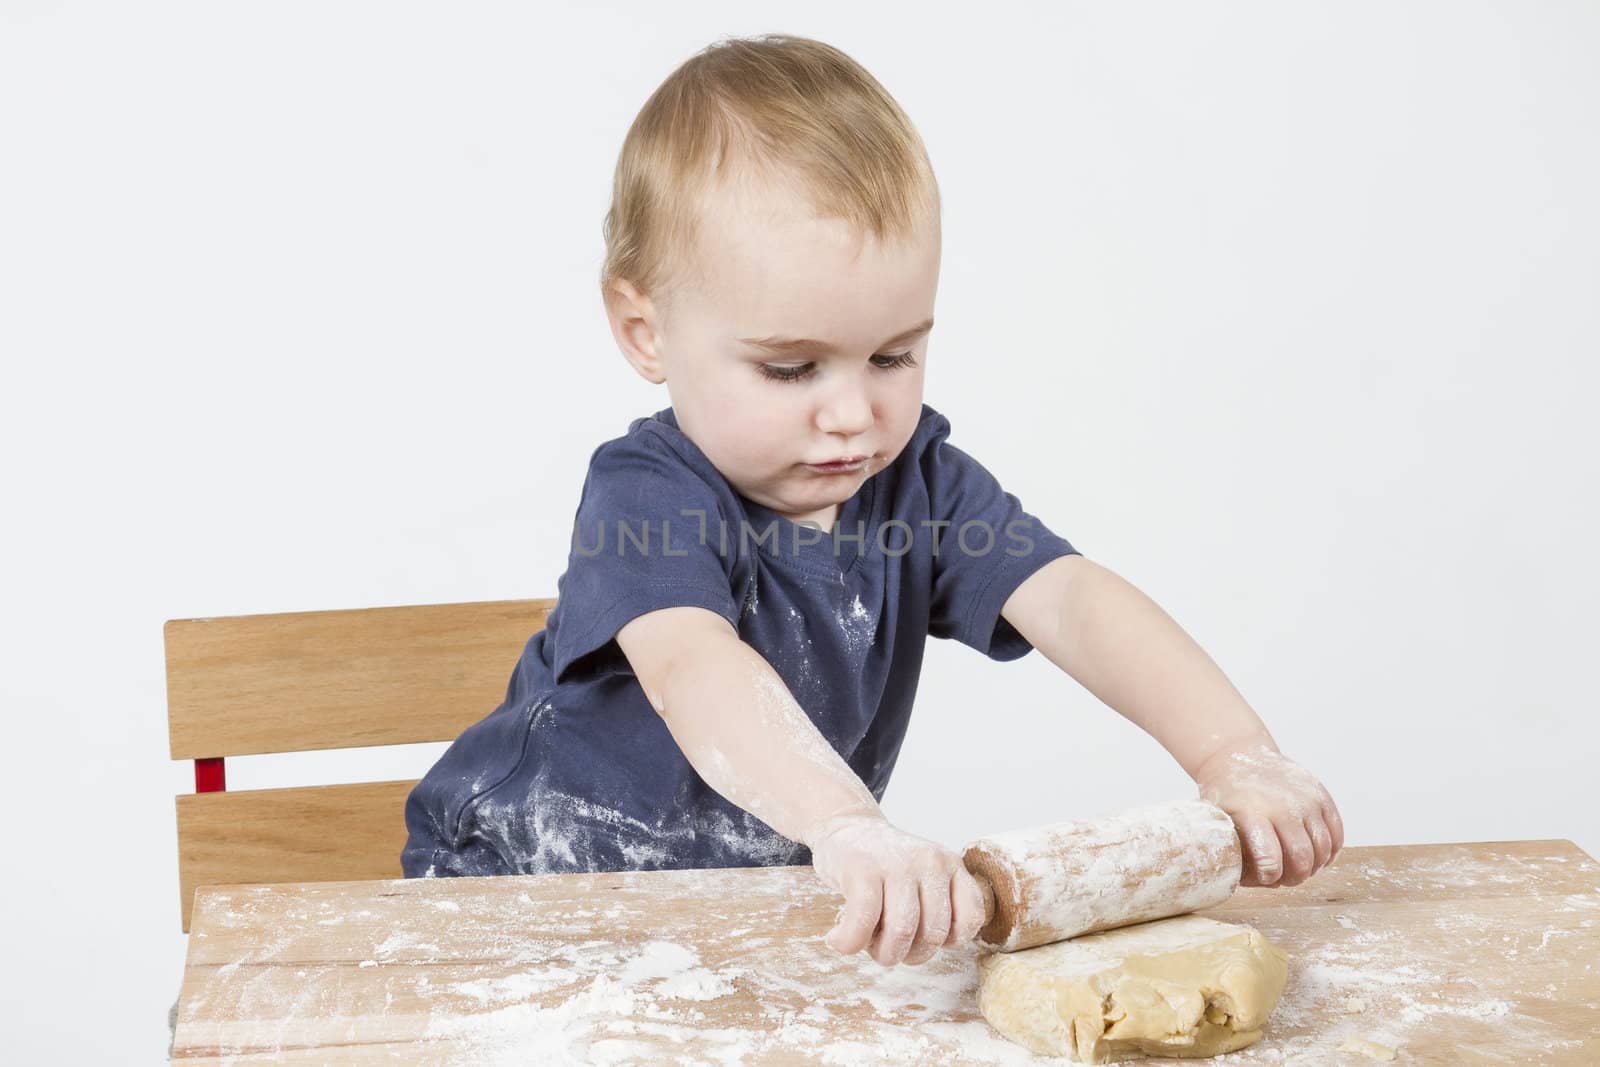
{"left": 1195, "top": 742, "right": 1344, "bottom": 888}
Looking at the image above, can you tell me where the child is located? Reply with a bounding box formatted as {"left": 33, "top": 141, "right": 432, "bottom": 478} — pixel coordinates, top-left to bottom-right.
{"left": 402, "top": 33, "right": 1344, "bottom": 969}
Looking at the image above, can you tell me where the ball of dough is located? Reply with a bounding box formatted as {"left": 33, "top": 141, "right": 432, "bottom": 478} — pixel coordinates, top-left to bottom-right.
{"left": 976, "top": 914, "right": 1288, "bottom": 1064}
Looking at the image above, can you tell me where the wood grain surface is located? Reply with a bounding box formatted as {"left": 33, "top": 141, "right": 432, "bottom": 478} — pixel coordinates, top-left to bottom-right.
{"left": 165, "top": 598, "right": 554, "bottom": 759}
{"left": 174, "top": 779, "right": 417, "bottom": 932}
{"left": 172, "top": 839, "right": 1600, "bottom": 1065}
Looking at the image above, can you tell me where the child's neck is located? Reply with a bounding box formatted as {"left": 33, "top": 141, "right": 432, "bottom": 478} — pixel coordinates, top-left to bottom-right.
{"left": 784, "top": 502, "right": 840, "bottom": 530}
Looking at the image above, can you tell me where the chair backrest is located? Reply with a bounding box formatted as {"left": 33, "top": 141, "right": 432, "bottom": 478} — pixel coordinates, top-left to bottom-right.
{"left": 166, "top": 597, "right": 556, "bottom": 931}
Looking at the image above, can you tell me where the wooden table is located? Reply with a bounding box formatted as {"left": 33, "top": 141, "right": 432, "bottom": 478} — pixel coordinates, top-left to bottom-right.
{"left": 172, "top": 840, "right": 1600, "bottom": 1064}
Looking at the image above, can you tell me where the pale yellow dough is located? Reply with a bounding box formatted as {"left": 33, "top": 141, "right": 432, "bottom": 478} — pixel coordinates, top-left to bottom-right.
{"left": 976, "top": 914, "right": 1289, "bottom": 1064}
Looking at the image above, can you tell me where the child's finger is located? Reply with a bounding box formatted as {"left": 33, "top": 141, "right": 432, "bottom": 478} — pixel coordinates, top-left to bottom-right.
{"left": 1276, "top": 819, "right": 1316, "bottom": 886}
{"left": 869, "top": 878, "right": 921, "bottom": 966}
{"left": 902, "top": 875, "right": 951, "bottom": 966}
{"left": 1305, "top": 814, "right": 1334, "bottom": 871}
{"left": 1322, "top": 796, "right": 1346, "bottom": 856}
{"left": 825, "top": 872, "right": 883, "bottom": 955}
{"left": 945, "top": 867, "right": 986, "bottom": 946}
{"left": 1235, "top": 811, "right": 1283, "bottom": 886}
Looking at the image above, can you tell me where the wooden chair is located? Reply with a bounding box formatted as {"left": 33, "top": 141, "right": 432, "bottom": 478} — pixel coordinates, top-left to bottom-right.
{"left": 165, "top": 597, "right": 557, "bottom": 932}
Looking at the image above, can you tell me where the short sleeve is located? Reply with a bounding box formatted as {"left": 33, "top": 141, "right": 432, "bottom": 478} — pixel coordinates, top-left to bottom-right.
{"left": 547, "top": 434, "right": 742, "bottom": 685}
{"left": 923, "top": 416, "right": 1080, "bottom": 660}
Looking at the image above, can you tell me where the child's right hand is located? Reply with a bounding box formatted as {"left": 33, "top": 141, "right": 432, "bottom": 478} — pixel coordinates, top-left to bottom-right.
{"left": 806, "top": 812, "right": 987, "bottom": 967}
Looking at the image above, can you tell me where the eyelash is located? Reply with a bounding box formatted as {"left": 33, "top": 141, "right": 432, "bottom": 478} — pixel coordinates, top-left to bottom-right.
{"left": 757, "top": 351, "right": 919, "bottom": 384}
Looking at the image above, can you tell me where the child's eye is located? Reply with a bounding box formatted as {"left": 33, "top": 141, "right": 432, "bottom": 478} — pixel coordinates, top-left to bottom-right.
{"left": 757, "top": 362, "right": 815, "bottom": 384}
{"left": 757, "top": 352, "right": 918, "bottom": 385}
{"left": 871, "top": 351, "right": 918, "bottom": 371}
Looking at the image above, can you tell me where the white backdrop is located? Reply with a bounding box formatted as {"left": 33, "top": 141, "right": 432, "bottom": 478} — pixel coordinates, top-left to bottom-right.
{"left": 3, "top": 2, "right": 1596, "bottom": 1059}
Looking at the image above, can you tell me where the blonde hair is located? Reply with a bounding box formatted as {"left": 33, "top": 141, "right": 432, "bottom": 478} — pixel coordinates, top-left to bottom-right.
{"left": 599, "top": 33, "right": 940, "bottom": 312}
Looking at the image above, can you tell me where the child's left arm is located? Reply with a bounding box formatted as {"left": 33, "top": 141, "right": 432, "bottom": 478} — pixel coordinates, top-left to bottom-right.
{"left": 1000, "top": 553, "right": 1345, "bottom": 888}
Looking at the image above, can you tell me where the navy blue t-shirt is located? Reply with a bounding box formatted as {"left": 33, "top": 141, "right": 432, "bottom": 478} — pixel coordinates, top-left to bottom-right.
{"left": 401, "top": 402, "right": 1079, "bottom": 878}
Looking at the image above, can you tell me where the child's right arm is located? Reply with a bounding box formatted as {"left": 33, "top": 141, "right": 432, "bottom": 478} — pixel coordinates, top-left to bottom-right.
{"left": 616, "top": 605, "right": 987, "bottom": 967}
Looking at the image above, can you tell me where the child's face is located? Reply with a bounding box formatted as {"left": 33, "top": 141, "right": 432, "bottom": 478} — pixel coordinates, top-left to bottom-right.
{"left": 615, "top": 177, "right": 940, "bottom": 529}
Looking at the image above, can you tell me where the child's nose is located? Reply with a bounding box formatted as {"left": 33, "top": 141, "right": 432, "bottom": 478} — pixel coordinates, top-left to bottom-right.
{"left": 815, "top": 382, "right": 874, "bottom": 437}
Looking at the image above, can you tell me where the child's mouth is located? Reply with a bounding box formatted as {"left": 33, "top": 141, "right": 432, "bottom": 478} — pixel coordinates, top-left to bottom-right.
{"left": 806, "top": 456, "right": 869, "bottom": 474}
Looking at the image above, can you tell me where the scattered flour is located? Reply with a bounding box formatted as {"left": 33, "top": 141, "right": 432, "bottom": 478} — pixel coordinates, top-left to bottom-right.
{"left": 833, "top": 592, "right": 876, "bottom": 656}
{"left": 175, "top": 840, "right": 1599, "bottom": 1065}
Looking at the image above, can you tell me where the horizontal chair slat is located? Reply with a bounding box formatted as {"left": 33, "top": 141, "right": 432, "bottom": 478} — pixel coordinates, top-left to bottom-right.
{"left": 175, "top": 779, "right": 420, "bottom": 932}
{"left": 165, "top": 597, "right": 555, "bottom": 759}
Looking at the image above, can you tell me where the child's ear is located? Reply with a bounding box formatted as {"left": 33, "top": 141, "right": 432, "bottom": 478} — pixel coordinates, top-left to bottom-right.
{"left": 604, "top": 278, "right": 668, "bottom": 384}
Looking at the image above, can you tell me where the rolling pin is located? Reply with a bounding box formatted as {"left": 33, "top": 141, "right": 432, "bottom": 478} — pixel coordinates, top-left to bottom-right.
{"left": 962, "top": 798, "right": 1242, "bottom": 952}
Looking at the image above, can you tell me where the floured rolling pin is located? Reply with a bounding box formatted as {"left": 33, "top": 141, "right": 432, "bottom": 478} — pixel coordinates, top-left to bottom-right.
{"left": 962, "top": 798, "right": 1242, "bottom": 952}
